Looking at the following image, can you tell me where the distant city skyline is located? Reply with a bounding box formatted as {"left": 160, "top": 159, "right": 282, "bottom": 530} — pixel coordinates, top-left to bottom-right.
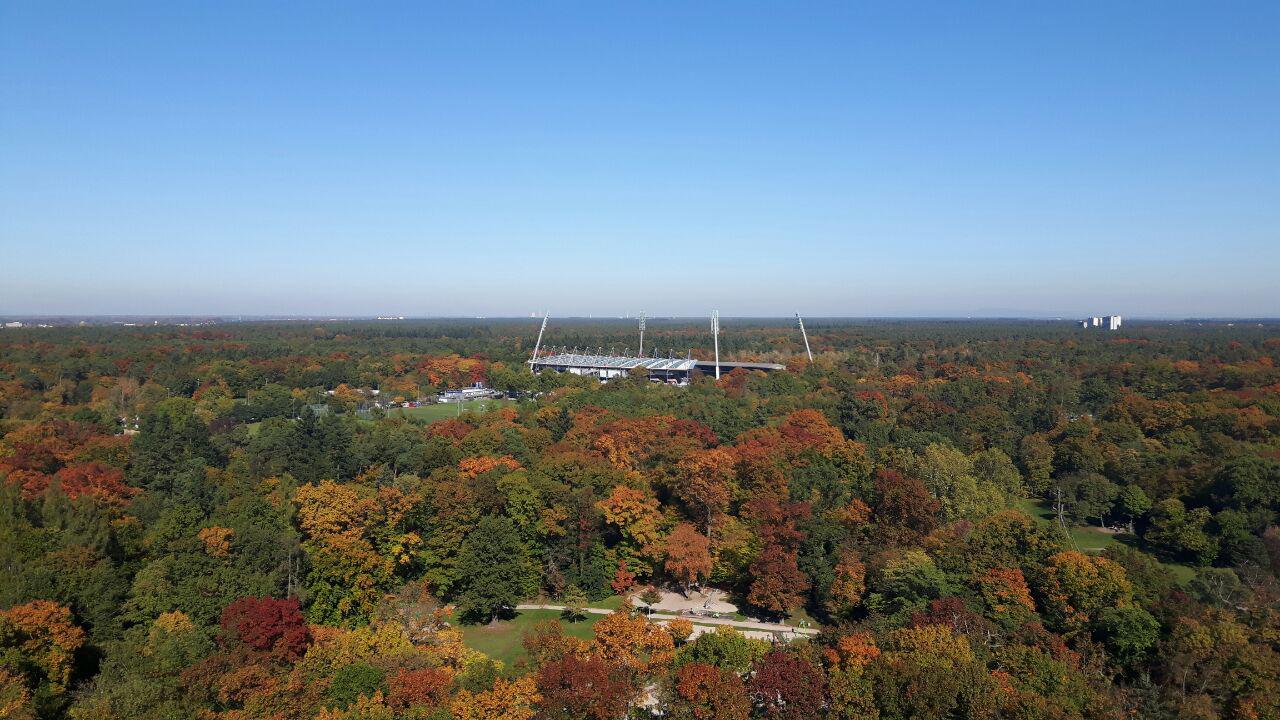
{"left": 2, "top": 3, "right": 1278, "bottom": 317}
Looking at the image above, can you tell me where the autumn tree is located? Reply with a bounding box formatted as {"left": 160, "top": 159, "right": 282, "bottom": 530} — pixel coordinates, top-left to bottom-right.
{"left": 975, "top": 567, "right": 1036, "bottom": 628}
{"left": 747, "top": 650, "right": 826, "bottom": 720}
{"left": 864, "top": 624, "right": 999, "bottom": 719}
{"left": 664, "top": 523, "right": 712, "bottom": 594}
{"left": 610, "top": 561, "right": 636, "bottom": 595}
{"left": 534, "top": 655, "right": 635, "bottom": 720}
{"left": 747, "top": 544, "right": 809, "bottom": 617}
{"left": 592, "top": 611, "right": 675, "bottom": 676}
{"left": 522, "top": 620, "right": 590, "bottom": 668}
{"left": 1034, "top": 550, "right": 1133, "bottom": 633}
{"left": 826, "top": 633, "right": 879, "bottom": 720}
{"left": 674, "top": 447, "right": 735, "bottom": 538}
{"left": 597, "top": 485, "right": 664, "bottom": 576}
{"left": 387, "top": 666, "right": 453, "bottom": 710}
{"left": 453, "top": 676, "right": 541, "bottom": 720}
{"left": 666, "top": 662, "right": 750, "bottom": 720}
{"left": 872, "top": 469, "right": 939, "bottom": 545}
{"left": 0, "top": 600, "right": 86, "bottom": 712}
{"left": 824, "top": 548, "right": 867, "bottom": 618}
{"left": 218, "top": 596, "right": 311, "bottom": 661}
{"left": 294, "top": 479, "right": 422, "bottom": 624}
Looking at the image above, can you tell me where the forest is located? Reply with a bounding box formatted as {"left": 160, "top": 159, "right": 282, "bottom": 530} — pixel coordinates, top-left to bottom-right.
{"left": 1, "top": 318, "right": 1278, "bottom": 720}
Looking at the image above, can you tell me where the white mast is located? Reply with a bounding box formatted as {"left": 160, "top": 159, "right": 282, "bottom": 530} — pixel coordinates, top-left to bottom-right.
{"left": 638, "top": 311, "right": 646, "bottom": 358}
{"left": 529, "top": 313, "right": 549, "bottom": 373}
{"left": 711, "top": 310, "right": 721, "bottom": 379}
{"left": 796, "top": 313, "right": 813, "bottom": 362}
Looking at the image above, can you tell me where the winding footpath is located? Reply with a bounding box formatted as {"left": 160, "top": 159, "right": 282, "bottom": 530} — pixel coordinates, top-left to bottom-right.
{"left": 514, "top": 603, "right": 820, "bottom": 638}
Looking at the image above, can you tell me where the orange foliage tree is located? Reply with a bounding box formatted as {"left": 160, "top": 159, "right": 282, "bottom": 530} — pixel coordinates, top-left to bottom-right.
{"left": 664, "top": 523, "right": 712, "bottom": 593}
{"left": 0, "top": 600, "right": 86, "bottom": 693}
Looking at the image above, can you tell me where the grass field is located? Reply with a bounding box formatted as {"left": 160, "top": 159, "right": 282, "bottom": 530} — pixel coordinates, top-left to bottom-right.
{"left": 588, "top": 594, "right": 627, "bottom": 610}
{"left": 1012, "top": 496, "right": 1197, "bottom": 583}
{"left": 459, "top": 609, "right": 601, "bottom": 669}
{"left": 387, "top": 399, "right": 515, "bottom": 423}
{"left": 1012, "top": 497, "right": 1126, "bottom": 552}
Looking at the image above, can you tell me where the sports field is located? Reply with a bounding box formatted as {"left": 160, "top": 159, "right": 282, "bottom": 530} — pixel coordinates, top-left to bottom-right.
{"left": 386, "top": 399, "right": 515, "bottom": 422}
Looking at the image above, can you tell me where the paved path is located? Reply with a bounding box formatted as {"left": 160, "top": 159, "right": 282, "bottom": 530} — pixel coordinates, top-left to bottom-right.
{"left": 514, "top": 604, "right": 820, "bottom": 637}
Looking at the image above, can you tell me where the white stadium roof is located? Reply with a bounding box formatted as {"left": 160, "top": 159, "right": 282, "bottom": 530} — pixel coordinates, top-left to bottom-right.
{"left": 532, "top": 353, "right": 698, "bottom": 371}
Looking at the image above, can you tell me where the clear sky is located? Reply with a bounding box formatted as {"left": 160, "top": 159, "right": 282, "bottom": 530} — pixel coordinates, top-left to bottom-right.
{"left": 2, "top": 2, "right": 1277, "bottom": 318}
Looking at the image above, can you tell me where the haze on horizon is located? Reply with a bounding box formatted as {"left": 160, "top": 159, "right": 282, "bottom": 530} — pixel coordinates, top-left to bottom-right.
{"left": 2, "top": 3, "right": 1277, "bottom": 319}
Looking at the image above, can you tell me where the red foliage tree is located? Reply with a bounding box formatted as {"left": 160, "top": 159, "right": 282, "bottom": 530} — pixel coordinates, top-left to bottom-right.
{"left": 909, "top": 597, "right": 990, "bottom": 639}
{"left": 610, "top": 560, "right": 637, "bottom": 594}
{"left": 219, "top": 596, "right": 311, "bottom": 661}
{"left": 776, "top": 409, "right": 845, "bottom": 454}
{"left": 51, "top": 462, "right": 138, "bottom": 506}
{"left": 873, "top": 469, "right": 940, "bottom": 544}
{"left": 670, "top": 662, "right": 750, "bottom": 720}
{"left": 747, "top": 650, "right": 826, "bottom": 720}
{"left": 534, "top": 655, "right": 635, "bottom": 720}
{"left": 747, "top": 544, "right": 809, "bottom": 617}
{"left": 743, "top": 494, "right": 810, "bottom": 548}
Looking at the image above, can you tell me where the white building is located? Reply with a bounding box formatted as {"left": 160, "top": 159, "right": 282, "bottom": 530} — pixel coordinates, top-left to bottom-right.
{"left": 1080, "top": 315, "right": 1122, "bottom": 330}
{"left": 438, "top": 382, "right": 502, "bottom": 402}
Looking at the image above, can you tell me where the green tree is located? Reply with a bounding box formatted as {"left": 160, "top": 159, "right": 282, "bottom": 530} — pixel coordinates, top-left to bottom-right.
{"left": 1094, "top": 605, "right": 1159, "bottom": 666}
{"left": 674, "top": 626, "right": 770, "bottom": 674}
{"left": 454, "top": 515, "right": 539, "bottom": 623}
{"left": 1146, "top": 499, "right": 1218, "bottom": 565}
{"left": 561, "top": 585, "right": 589, "bottom": 623}
{"left": 1211, "top": 456, "right": 1280, "bottom": 511}
{"left": 328, "top": 663, "right": 388, "bottom": 709}
{"left": 912, "top": 443, "right": 1006, "bottom": 522}
{"left": 1117, "top": 485, "right": 1152, "bottom": 534}
{"left": 1056, "top": 472, "right": 1119, "bottom": 527}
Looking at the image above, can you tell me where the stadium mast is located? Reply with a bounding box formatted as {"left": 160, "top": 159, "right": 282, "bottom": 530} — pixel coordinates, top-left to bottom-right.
{"left": 638, "top": 311, "right": 646, "bottom": 357}
{"left": 796, "top": 313, "right": 813, "bottom": 362}
{"left": 711, "top": 310, "right": 721, "bottom": 379}
{"left": 529, "top": 313, "right": 549, "bottom": 373}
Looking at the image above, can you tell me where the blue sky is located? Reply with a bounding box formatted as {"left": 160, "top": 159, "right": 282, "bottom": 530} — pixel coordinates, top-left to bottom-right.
{"left": 2, "top": 2, "right": 1277, "bottom": 317}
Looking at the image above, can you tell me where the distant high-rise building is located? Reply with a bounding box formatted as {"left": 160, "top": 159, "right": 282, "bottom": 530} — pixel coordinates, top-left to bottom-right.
{"left": 1080, "top": 315, "right": 1122, "bottom": 330}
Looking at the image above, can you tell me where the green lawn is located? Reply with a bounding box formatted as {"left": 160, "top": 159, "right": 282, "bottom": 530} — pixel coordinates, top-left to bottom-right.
{"left": 780, "top": 606, "right": 822, "bottom": 629}
{"left": 1012, "top": 496, "right": 1197, "bottom": 583}
{"left": 459, "top": 609, "right": 600, "bottom": 670}
{"left": 1013, "top": 497, "right": 1125, "bottom": 552}
{"left": 588, "top": 594, "right": 627, "bottom": 610}
{"left": 387, "top": 399, "right": 515, "bottom": 423}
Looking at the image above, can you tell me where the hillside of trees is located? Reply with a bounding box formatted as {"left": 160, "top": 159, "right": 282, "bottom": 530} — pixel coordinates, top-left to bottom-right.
{"left": 2, "top": 318, "right": 1278, "bottom": 719}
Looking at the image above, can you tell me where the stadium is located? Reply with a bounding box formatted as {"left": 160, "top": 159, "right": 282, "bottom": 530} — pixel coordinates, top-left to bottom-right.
{"left": 530, "top": 351, "right": 784, "bottom": 384}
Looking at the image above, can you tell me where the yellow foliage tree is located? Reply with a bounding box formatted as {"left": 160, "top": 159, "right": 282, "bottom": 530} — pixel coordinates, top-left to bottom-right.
{"left": 592, "top": 611, "right": 675, "bottom": 675}
{"left": 451, "top": 676, "right": 540, "bottom": 720}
